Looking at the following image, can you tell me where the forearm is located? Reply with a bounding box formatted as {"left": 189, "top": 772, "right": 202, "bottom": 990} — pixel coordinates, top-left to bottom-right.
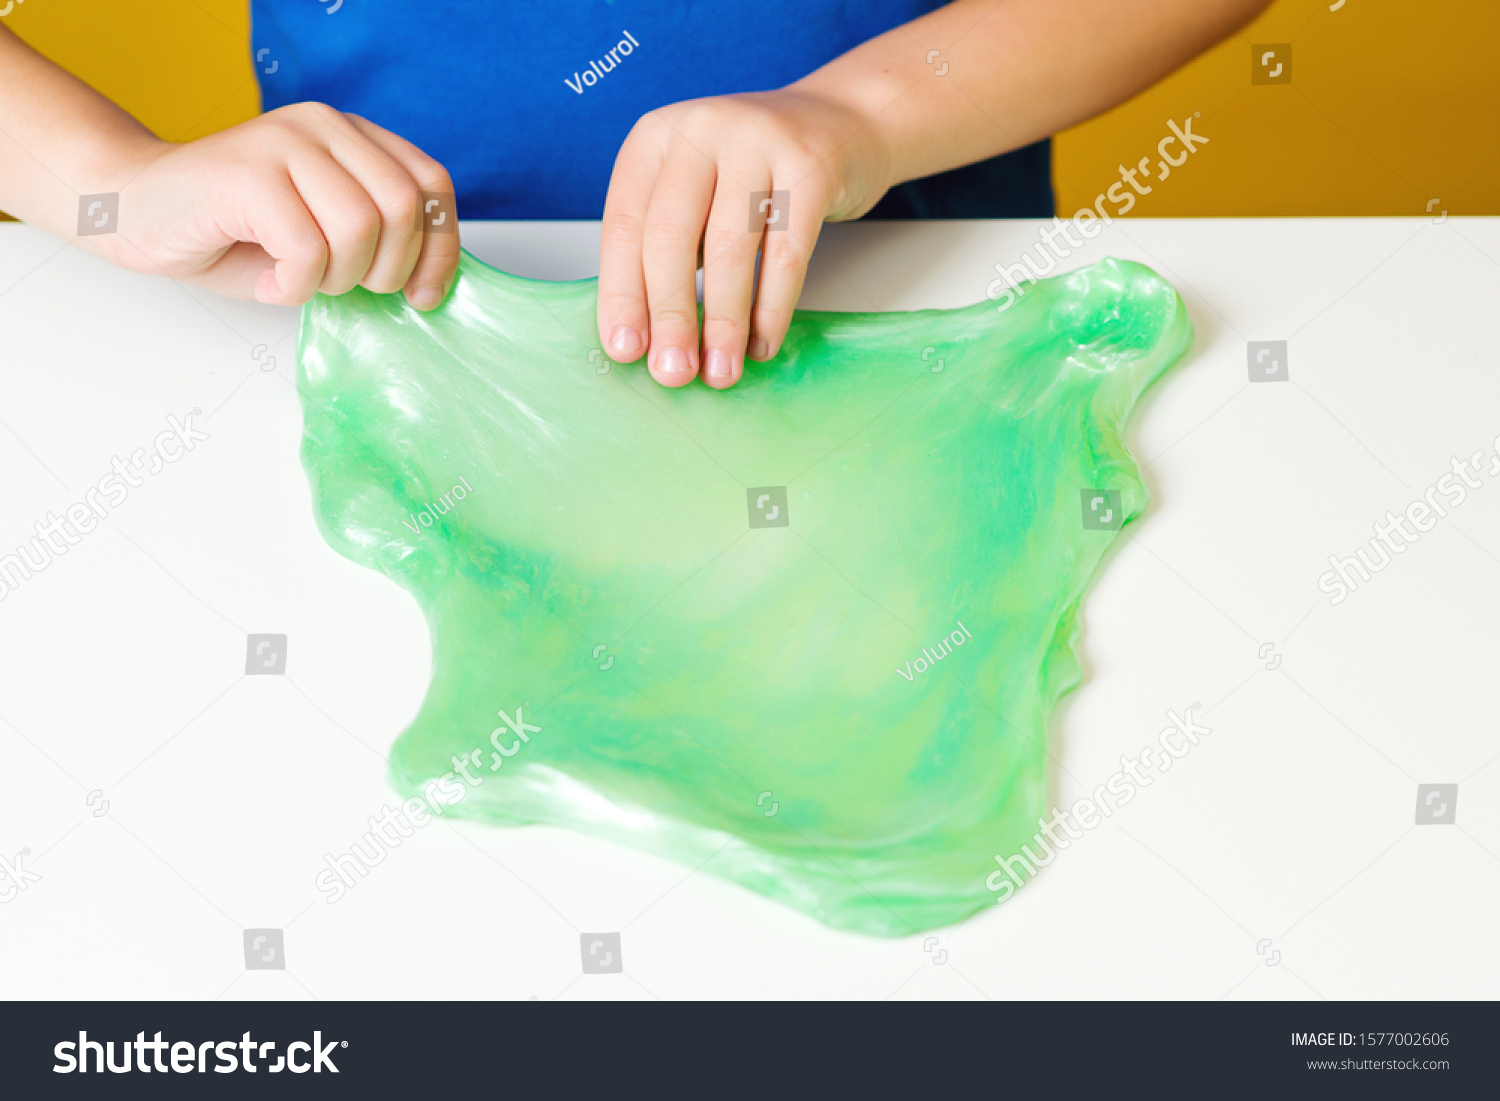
{"left": 0, "top": 25, "right": 164, "bottom": 251}
{"left": 797, "top": 0, "right": 1270, "bottom": 196}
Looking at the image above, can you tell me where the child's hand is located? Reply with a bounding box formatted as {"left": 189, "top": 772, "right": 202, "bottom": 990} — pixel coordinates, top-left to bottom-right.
{"left": 596, "top": 89, "right": 889, "bottom": 389}
{"left": 108, "top": 103, "right": 461, "bottom": 310}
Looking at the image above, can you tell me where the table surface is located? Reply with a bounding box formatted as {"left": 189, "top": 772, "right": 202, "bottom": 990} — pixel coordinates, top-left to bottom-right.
{"left": 1, "top": 217, "right": 1498, "bottom": 1000}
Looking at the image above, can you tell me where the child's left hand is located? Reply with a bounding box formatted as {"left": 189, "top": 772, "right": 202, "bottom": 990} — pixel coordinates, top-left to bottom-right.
{"left": 595, "top": 88, "right": 890, "bottom": 390}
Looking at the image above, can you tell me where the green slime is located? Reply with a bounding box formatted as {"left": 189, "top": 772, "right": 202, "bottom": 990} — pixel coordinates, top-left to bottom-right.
{"left": 296, "top": 250, "right": 1193, "bottom": 936}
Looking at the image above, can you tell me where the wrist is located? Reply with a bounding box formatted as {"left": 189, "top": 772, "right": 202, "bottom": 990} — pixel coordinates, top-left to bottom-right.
{"left": 786, "top": 70, "right": 900, "bottom": 216}
{"left": 85, "top": 133, "right": 172, "bottom": 264}
{"left": 783, "top": 76, "right": 900, "bottom": 220}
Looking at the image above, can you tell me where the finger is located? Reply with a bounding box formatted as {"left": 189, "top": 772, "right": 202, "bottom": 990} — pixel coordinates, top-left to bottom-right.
{"left": 284, "top": 152, "right": 383, "bottom": 296}
{"left": 189, "top": 239, "right": 281, "bottom": 302}
{"left": 238, "top": 174, "right": 329, "bottom": 306}
{"left": 698, "top": 172, "right": 766, "bottom": 389}
{"left": 314, "top": 116, "right": 424, "bottom": 295}
{"left": 597, "top": 129, "right": 663, "bottom": 364}
{"left": 346, "top": 113, "right": 462, "bottom": 310}
{"left": 749, "top": 179, "right": 825, "bottom": 362}
{"left": 641, "top": 151, "right": 716, "bottom": 386}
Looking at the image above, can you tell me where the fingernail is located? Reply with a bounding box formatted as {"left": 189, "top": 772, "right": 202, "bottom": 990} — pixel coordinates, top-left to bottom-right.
{"left": 706, "top": 348, "right": 733, "bottom": 380}
{"left": 610, "top": 326, "right": 642, "bottom": 358}
{"left": 750, "top": 336, "right": 769, "bottom": 360}
{"left": 411, "top": 284, "right": 443, "bottom": 310}
{"left": 654, "top": 346, "right": 693, "bottom": 376}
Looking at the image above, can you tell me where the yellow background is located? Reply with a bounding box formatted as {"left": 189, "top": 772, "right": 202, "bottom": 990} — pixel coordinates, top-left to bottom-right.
{"left": 3, "top": 0, "right": 1497, "bottom": 216}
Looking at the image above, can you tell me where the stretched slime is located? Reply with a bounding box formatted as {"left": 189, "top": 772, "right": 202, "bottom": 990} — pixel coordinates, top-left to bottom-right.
{"left": 296, "top": 250, "right": 1193, "bottom": 936}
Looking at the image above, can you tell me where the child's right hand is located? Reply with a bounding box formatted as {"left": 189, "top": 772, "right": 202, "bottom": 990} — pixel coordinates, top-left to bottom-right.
{"left": 105, "top": 103, "right": 461, "bottom": 311}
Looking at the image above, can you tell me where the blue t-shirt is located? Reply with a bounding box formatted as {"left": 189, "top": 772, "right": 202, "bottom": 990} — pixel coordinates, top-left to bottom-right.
{"left": 251, "top": 0, "right": 1051, "bottom": 219}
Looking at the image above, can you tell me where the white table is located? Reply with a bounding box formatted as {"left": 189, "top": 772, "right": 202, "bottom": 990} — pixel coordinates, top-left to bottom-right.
{"left": 1, "top": 217, "right": 1497, "bottom": 1000}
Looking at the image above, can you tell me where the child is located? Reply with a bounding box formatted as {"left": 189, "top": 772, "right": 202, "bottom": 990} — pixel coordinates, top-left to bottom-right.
{"left": 0, "top": 0, "right": 1265, "bottom": 389}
